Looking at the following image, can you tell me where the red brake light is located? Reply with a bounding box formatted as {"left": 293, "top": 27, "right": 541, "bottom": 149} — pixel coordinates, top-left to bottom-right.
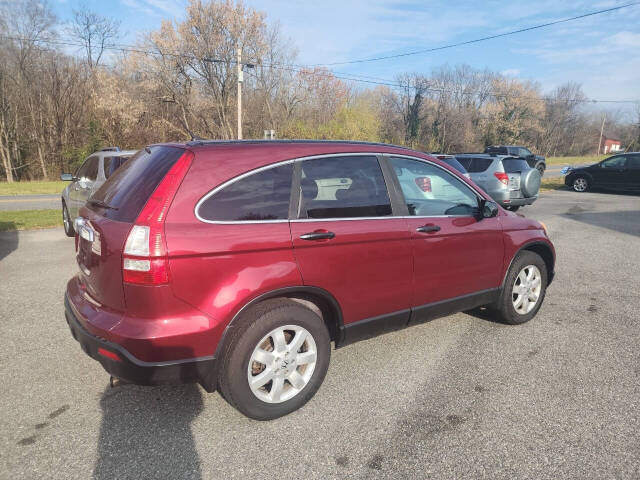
{"left": 415, "top": 177, "right": 432, "bottom": 192}
{"left": 494, "top": 172, "right": 509, "bottom": 185}
{"left": 122, "top": 149, "right": 194, "bottom": 285}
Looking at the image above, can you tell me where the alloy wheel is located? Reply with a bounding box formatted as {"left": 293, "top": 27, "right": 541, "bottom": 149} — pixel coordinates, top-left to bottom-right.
{"left": 573, "top": 178, "right": 588, "bottom": 192}
{"left": 512, "top": 265, "right": 542, "bottom": 315}
{"left": 247, "top": 325, "right": 317, "bottom": 403}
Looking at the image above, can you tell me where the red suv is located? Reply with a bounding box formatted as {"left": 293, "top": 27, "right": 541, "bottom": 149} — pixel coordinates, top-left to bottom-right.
{"left": 64, "top": 141, "right": 555, "bottom": 419}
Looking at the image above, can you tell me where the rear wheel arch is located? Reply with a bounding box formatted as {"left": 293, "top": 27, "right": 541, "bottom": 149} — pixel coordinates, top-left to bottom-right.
{"left": 214, "top": 286, "right": 344, "bottom": 359}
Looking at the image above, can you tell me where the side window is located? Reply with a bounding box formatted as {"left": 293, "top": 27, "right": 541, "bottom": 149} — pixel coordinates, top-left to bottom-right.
{"left": 76, "top": 156, "right": 98, "bottom": 182}
{"left": 84, "top": 157, "right": 99, "bottom": 181}
{"left": 627, "top": 155, "right": 640, "bottom": 169}
{"left": 390, "top": 157, "right": 479, "bottom": 217}
{"left": 299, "top": 156, "right": 391, "bottom": 219}
{"left": 518, "top": 147, "right": 532, "bottom": 157}
{"left": 456, "top": 157, "right": 492, "bottom": 173}
{"left": 601, "top": 156, "right": 626, "bottom": 168}
{"left": 198, "top": 163, "right": 293, "bottom": 222}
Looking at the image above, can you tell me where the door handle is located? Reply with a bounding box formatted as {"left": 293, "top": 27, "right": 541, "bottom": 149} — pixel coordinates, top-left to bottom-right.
{"left": 300, "top": 231, "right": 336, "bottom": 241}
{"left": 416, "top": 224, "right": 441, "bottom": 233}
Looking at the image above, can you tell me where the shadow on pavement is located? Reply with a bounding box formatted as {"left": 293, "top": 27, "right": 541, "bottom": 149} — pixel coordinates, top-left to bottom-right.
{"left": 93, "top": 381, "right": 204, "bottom": 480}
{"left": 561, "top": 210, "right": 640, "bottom": 237}
{"left": 0, "top": 227, "right": 19, "bottom": 261}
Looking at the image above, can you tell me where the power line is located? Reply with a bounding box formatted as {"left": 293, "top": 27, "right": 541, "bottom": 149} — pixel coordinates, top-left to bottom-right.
{"left": 1, "top": 33, "right": 638, "bottom": 104}
{"left": 311, "top": 2, "right": 640, "bottom": 66}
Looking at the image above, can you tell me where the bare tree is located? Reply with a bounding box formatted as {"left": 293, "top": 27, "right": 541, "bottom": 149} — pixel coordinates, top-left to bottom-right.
{"left": 70, "top": 4, "right": 120, "bottom": 69}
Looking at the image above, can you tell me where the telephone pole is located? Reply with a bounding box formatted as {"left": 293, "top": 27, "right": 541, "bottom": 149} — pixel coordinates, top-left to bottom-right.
{"left": 237, "top": 47, "right": 243, "bottom": 140}
{"left": 597, "top": 114, "right": 606, "bottom": 155}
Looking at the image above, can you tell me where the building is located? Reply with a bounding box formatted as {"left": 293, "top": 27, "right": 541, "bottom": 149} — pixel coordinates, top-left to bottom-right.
{"left": 601, "top": 136, "right": 622, "bottom": 154}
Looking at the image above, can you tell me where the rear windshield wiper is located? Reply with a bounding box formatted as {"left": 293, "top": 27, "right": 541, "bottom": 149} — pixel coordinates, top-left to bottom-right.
{"left": 88, "top": 199, "right": 119, "bottom": 210}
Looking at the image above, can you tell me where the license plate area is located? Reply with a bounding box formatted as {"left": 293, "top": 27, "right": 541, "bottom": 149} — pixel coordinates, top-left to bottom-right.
{"left": 508, "top": 175, "right": 521, "bottom": 191}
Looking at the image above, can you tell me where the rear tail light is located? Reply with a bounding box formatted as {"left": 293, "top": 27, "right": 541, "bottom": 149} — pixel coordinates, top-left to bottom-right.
{"left": 494, "top": 172, "right": 509, "bottom": 185}
{"left": 122, "top": 150, "right": 194, "bottom": 285}
{"left": 415, "top": 177, "right": 432, "bottom": 192}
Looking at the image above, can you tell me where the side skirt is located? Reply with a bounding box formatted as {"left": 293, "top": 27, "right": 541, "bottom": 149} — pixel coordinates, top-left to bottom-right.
{"left": 337, "top": 288, "right": 500, "bottom": 347}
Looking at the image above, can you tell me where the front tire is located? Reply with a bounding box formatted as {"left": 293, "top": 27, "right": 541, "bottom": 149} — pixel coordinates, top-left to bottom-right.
{"left": 218, "top": 299, "right": 331, "bottom": 420}
{"left": 536, "top": 165, "right": 545, "bottom": 177}
{"left": 62, "top": 202, "right": 75, "bottom": 237}
{"left": 572, "top": 176, "right": 589, "bottom": 192}
{"left": 494, "top": 251, "right": 548, "bottom": 325}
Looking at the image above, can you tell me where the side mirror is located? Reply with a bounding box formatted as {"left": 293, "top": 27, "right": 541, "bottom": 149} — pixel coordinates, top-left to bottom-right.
{"left": 483, "top": 201, "right": 499, "bottom": 218}
{"left": 61, "top": 173, "right": 74, "bottom": 181}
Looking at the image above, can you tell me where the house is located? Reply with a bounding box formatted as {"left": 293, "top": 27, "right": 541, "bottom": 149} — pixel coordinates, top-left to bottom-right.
{"left": 600, "top": 135, "right": 622, "bottom": 154}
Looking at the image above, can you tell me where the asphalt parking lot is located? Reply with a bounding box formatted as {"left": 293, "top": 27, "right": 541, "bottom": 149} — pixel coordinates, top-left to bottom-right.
{"left": 1, "top": 189, "right": 639, "bottom": 479}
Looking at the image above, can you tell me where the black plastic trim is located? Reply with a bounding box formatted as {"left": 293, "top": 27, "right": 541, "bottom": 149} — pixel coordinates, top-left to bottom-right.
{"left": 339, "top": 289, "right": 500, "bottom": 347}
{"left": 409, "top": 288, "right": 499, "bottom": 325}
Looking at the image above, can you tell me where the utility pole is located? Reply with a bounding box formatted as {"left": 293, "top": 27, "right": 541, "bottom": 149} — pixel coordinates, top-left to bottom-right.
{"left": 597, "top": 114, "right": 606, "bottom": 155}
{"left": 237, "top": 47, "right": 243, "bottom": 140}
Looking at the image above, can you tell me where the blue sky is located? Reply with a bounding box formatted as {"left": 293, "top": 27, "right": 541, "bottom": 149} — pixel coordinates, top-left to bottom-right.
{"left": 52, "top": 0, "right": 640, "bottom": 113}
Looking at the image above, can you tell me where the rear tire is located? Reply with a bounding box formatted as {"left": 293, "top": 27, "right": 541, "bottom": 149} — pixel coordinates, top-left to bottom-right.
{"left": 572, "top": 176, "right": 589, "bottom": 192}
{"left": 505, "top": 206, "right": 520, "bottom": 212}
{"left": 493, "top": 251, "right": 548, "bottom": 325}
{"left": 62, "top": 202, "right": 75, "bottom": 237}
{"left": 218, "top": 299, "right": 331, "bottom": 420}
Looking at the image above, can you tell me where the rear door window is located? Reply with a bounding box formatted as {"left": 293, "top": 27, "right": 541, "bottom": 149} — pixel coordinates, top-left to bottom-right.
{"left": 298, "top": 156, "right": 391, "bottom": 219}
{"left": 197, "top": 163, "right": 293, "bottom": 222}
{"left": 502, "top": 158, "right": 530, "bottom": 173}
{"left": 627, "top": 155, "right": 640, "bottom": 169}
{"left": 89, "top": 146, "right": 185, "bottom": 222}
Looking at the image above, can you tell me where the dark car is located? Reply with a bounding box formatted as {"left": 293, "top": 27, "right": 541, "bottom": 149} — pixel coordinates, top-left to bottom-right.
{"left": 563, "top": 153, "right": 640, "bottom": 192}
{"left": 485, "top": 145, "right": 546, "bottom": 176}
{"left": 64, "top": 140, "right": 555, "bottom": 420}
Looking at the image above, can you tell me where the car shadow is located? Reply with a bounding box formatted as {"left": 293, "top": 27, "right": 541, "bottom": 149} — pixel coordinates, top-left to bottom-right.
{"left": 93, "top": 346, "right": 205, "bottom": 480}
{"left": 463, "top": 307, "right": 504, "bottom": 324}
{"left": 0, "top": 227, "right": 19, "bottom": 261}
{"left": 561, "top": 210, "right": 640, "bottom": 237}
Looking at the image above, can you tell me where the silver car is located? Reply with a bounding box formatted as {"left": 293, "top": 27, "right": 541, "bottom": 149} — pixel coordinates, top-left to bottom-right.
{"left": 60, "top": 148, "right": 137, "bottom": 236}
{"left": 455, "top": 154, "right": 540, "bottom": 212}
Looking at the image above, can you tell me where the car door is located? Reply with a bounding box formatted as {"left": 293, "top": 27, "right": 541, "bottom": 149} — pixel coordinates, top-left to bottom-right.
{"left": 289, "top": 154, "right": 413, "bottom": 340}
{"left": 595, "top": 155, "right": 627, "bottom": 189}
{"left": 386, "top": 156, "right": 504, "bottom": 323}
{"left": 625, "top": 155, "right": 640, "bottom": 190}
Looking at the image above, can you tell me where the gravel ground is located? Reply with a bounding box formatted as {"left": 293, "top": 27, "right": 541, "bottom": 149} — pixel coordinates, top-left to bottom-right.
{"left": 0, "top": 189, "right": 638, "bottom": 479}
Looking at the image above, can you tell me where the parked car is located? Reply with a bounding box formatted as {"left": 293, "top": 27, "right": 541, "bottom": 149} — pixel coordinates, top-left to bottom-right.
{"left": 562, "top": 152, "right": 640, "bottom": 192}
{"left": 60, "top": 148, "right": 137, "bottom": 237}
{"left": 430, "top": 154, "right": 471, "bottom": 179}
{"left": 63, "top": 140, "right": 555, "bottom": 420}
{"left": 455, "top": 154, "right": 541, "bottom": 211}
{"left": 484, "top": 145, "right": 546, "bottom": 176}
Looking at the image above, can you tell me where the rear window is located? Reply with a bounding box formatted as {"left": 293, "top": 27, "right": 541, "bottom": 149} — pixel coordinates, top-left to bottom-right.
{"left": 89, "top": 146, "right": 184, "bottom": 222}
{"left": 456, "top": 157, "right": 493, "bottom": 173}
{"left": 502, "top": 158, "right": 530, "bottom": 173}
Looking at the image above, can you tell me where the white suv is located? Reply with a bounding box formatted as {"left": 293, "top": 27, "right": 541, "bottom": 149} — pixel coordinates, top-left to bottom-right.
{"left": 60, "top": 148, "right": 137, "bottom": 236}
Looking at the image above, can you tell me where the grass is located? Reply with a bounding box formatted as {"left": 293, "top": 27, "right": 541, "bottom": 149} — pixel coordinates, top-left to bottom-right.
{"left": 0, "top": 209, "right": 61, "bottom": 232}
{"left": 546, "top": 155, "right": 606, "bottom": 166}
{"left": 540, "top": 177, "right": 566, "bottom": 192}
{"left": 0, "top": 180, "right": 66, "bottom": 196}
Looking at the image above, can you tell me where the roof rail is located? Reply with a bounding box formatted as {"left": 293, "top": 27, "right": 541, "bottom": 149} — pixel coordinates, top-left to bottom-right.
{"left": 100, "top": 146, "right": 120, "bottom": 152}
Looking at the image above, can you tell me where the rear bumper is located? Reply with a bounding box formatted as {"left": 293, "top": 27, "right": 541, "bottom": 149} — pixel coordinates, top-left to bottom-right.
{"left": 491, "top": 191, "right": 538, "bottom": 207}
{"left": 64, "top": 294, "right": 217, "bottom": 391}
